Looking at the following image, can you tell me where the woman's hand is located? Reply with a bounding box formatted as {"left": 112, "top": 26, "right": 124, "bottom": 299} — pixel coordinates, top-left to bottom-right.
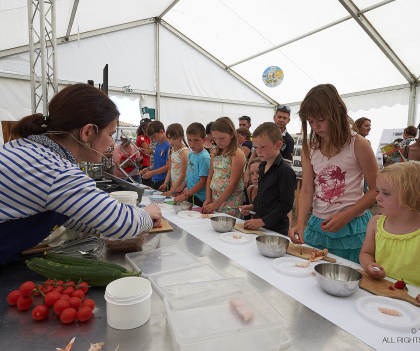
{"left": 288, "top": 224, "right": 304, "bottom": 244}
{"left": 366, "top": 263, "right": 386, "bottom": 280}
{"left": 202, "top": 202, "right": 218, "bottom": 214}
{"left": 144, "top": 204, "right": 162, "bottom": 227}
{"left": 321, "top": 212, "right": 351, "bottom": 232}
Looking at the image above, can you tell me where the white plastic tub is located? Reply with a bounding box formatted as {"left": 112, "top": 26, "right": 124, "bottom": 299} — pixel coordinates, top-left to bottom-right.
{"left": 105, "top": 277, "right": 152, "bottom": 330}
{"left": 109, "top": 191, "right": 138, "bottom": 206}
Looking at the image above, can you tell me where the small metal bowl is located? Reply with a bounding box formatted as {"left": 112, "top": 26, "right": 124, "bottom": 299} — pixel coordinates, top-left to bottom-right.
{"left": 255, "top": 235, "right": 290, "bottom": 258}
{"left": 210, "top": 216, "right": 236, "bottom": 233}
{"left": 314, "top": 263, "right": 362, "bottom": 297}
{"left": 173, "top": 201, "right": 193, "bottom": 213}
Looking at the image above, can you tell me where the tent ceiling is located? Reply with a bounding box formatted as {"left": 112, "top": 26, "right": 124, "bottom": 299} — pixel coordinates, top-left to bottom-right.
{"left": 0, "top": 0, "right": 419, "bottom": 104}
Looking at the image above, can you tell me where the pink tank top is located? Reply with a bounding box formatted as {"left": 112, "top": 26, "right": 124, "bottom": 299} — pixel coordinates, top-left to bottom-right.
{"left": 311, "top": 134, "right": 365, "bottom": 219}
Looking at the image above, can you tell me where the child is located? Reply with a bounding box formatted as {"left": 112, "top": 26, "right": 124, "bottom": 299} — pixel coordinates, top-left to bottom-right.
{"left": 204, "top": 122, "right": 217, "bottom": 154}
{"left": 174, "top": 123, "right": 210, "bottom": 207}
{"left": 141, "top": 121, "right": 170, "bottom": 190}
{"left": 202, "top": 117, "right": 246, "bottom": 217}
{"left": 239, "top": 123, "right": 295, "bottom": 234}
{"left": 159, "top": 124, "right": 189, "bottom": 196}
{"left": 359, "top": 162, "right": 420, "bottom": 289}
{"left": 247, "top": 157, "right": 261, "bottom": 203}
{"left": 289, "top": 84, "right": 379, "bottom": 263}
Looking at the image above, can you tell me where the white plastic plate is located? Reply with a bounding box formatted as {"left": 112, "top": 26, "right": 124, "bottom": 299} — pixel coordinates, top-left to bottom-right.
{"left": 356, "top": 296, "right": 420, "bottom": 330}
{"left": 218, "top": 232, "right": 253, "bottom": 244}
{"left": 272, "top": 257, "right": 319, "bottom": 277}
{"left": 177, "top": 210, "right": 202, "bottom": 219}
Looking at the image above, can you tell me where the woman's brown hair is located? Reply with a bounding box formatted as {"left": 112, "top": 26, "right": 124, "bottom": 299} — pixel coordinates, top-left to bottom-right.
{"left": 13, "top": 84, "right": 119, "bottom": 139}
{"left": 236, "top": 127, "right": 251, "bottom": 141}
{"left": 352, "top": 117, "right": 371, "bottom": 134}
{"left": 299, "top": 84, "right": 353, "bottom": 158}
{"left": 211, "top": 117, "right": 238, "bottom": 156}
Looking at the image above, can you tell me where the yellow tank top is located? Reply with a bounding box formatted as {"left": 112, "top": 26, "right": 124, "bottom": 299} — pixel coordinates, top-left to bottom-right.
{"left": 375, "top": 215, "right": 420, "bottom": 286}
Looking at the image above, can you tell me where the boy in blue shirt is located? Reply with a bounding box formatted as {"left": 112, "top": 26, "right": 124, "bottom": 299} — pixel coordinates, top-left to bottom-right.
{"left": 239, "top": 122, "right": 295, "bottom": 235}
{"left": 141, "top": 121, "right": 170, "bottom": 190}
{"left": 175, "top": 123, "right": 210, "bottom": 207}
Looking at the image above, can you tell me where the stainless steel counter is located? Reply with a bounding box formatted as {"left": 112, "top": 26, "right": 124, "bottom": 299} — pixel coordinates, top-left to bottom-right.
{"left": 0, "top": 220, "right": 373, "bottom": 351}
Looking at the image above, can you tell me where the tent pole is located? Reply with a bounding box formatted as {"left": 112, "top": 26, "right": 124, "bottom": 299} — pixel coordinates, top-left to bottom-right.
{"left": 155, "top": 19, "right": 160, "bottom": 121}
{"left": 408, "top": 84, "right": 416, "bottom": 126}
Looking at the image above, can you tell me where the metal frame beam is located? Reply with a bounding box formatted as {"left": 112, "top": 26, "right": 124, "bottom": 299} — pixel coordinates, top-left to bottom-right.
{"left": 154, "top": 20, "right": 160, "bottom": 120}
{"left": 27, "top": 0, "right": 58, "bottom": 114}
{"left": 64, "top": 0, "right": 79, "bottom": 41}
{"left": 159, "top": 0, "right": 180, "bottom": 19}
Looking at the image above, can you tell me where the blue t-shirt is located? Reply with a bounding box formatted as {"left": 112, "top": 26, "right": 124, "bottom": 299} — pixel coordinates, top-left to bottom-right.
{"left": 186, "top": 149, "right": 210, "bottom": 202}
{"left": 152, "top": 140, "right": 170, "bottom": 182}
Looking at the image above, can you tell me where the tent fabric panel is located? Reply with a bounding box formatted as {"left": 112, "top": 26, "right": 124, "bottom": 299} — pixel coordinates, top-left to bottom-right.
{"left": 159, "top": 26, "right": 270, "bottom": 104}
{"left": 233, "top": 19, "right": 405, "bottom": 104}
{"left": 56, "top": 25, "right": 155, "bottom": 91}
{"left": 164, "top": 0, "right": 348, "bottom": 66}
{"left": 355, "top": 0, "right": 420, "bottom": 76}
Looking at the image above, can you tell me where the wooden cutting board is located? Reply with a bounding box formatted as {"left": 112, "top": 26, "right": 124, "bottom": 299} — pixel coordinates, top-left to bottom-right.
{"left": 150, "top": 219, "right": 173, "bottom": 233}
{"left": 287, "top": 243, "right": 336, "bottom": 263}
{"left": 234, "top": 223, "right": 265, "bottom": 235}
{"left": 358, "top": 270, "right": 420, "bottom": 307}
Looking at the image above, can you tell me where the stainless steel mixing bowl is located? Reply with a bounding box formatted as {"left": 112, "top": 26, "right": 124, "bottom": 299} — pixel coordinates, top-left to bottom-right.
{"left": 314, "top": 263, "right": 362, "bottom": 297}
{"left": 210, "top": 216, "right": 236, "bottom": 233}
{"left": 255, "top": 235, "right": 290, "bottom": 258}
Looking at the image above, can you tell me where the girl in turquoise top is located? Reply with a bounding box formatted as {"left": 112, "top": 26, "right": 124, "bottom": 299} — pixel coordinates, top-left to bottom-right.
{"left": 360, "top": 162, "right": 420, "bottom": 302}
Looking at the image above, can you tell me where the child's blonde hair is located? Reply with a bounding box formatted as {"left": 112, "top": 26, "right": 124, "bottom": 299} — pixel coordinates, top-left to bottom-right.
{"left": 212, "top": 117, "right": 238, "bottom": 156}
{"left": 166, "top": 123, "right": 188, "bottom": 150}
{"left": 378, "top": 162, "right": 420, "bottom": 211}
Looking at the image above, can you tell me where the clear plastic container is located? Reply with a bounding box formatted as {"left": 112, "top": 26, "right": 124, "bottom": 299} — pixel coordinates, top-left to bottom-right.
{"left": 148, "top": 264, "right": 225, "bottom": 297}
{"left": 125, "top": 245, "right": 199, "bottom": 277}
{"left": 163, "top": 278, "right": 290, "bottom": 351}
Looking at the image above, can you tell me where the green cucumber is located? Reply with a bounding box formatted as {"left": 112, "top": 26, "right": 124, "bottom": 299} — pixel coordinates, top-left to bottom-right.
{"left": 44, "top": 253, "right": 131, "bottom": 273}
{"left": 27, "top": 258, "right": 141, "bottom": 286}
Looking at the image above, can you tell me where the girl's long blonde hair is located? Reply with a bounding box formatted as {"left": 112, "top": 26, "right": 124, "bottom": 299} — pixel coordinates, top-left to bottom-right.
{"left": 166, "top": 123, "right": 188, "bottom": 152}
{"left": 212, "top": 117, "right": 239, "bottom": 156}
{"left": 378, "top": 162, "right": 420, "bottom": 211}
{"left": 299, "top": 84, "right": 354, "bottom": 158}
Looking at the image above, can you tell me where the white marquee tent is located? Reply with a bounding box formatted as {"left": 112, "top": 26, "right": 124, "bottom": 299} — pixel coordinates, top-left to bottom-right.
{"left": 0, "top": 0, "right": 419, "bottom": 158}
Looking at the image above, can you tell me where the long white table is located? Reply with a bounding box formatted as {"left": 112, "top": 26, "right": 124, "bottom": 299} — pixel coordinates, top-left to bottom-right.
{"left": 154, "top": 200, "right": 420, "bottom": 351}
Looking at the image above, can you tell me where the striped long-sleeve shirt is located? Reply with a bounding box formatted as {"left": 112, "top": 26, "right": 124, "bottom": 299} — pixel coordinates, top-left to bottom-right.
{"left": 0, "top": 136, "right": 153, "bottom": 238}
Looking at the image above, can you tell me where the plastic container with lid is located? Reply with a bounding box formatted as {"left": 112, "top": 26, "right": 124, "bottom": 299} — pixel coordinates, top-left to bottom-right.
{"left": 125, "top": 245, "right": 200, "bottom": 277}
{"left": 163, "top": 278, "right": 290, "bottom": 351}
{"left": 105, "top": 277, "right": 152, "bottom": 330}
{"left": 109, "top": 190, "right": 138, "bottom": 206}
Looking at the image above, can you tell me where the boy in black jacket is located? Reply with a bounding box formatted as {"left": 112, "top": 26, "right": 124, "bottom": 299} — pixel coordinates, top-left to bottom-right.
{"left": 239, "top": 122, "right": 295, "bottom": 235}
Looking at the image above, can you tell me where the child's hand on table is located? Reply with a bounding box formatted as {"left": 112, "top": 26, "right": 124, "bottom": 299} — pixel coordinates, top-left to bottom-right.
{"left": 174, "top": 193, "right": 188, "bottom": 203}
{"left": 289, "top": 224, "right": 304, "bottom": 244}
{"left": 366, "top": 263, "right": 386, "bottom": 280}
{"left": 202, "top": 202, "right": 217, "bottom": 214}
{"left": 244, "top": 218, "right": 264, "bottom": 230}
{"left": 237, "top": 204, "right": 254, "bottom": 216}
{"left": 142, "top": 171, "right": 153, "bottom": 179}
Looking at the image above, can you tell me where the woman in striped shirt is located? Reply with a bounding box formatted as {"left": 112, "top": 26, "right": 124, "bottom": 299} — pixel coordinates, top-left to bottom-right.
{"left": 0, "top": 84, "right": 161, "bottom": 263}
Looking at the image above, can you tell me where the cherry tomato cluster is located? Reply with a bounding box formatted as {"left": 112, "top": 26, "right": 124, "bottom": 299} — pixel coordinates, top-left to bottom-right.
{"left": 7, "top": 280, "right": 95, "bottom": 324}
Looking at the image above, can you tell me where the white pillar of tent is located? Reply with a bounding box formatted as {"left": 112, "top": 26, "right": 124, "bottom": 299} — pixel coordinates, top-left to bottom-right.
{"left": 154, "top": 19, "right": 160, "bottom": 121}
{"left": 27, "top": 0, "right": 58, "bottom": 115}
{"left": 408, "top": 84, "right": 417, "bottom": 126}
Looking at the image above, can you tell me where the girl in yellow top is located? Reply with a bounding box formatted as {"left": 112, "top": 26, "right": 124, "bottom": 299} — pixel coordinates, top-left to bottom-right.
{"left": 360, "top": 162, "right": 420, "bottom": 301}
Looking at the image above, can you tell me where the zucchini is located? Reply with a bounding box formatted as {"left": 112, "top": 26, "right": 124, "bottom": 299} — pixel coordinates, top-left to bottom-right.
{"left": 27, "top": 258, "right": 141, "bottom": 286}
{"left": 44, "top": 253, "right": 130, "bottom": 273}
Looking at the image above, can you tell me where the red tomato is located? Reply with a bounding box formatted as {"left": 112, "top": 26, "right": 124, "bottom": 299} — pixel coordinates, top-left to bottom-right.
{"left": 55, "top": 280, "right": 65, "bottom": 287}
{"left": 53, "top": 286, "right": 64, "bottom": 293}
{"left": 81, "top": 299, "right": 95, "bottom": 310}
{"left": 71, "top": 289, "right": 85, "bottom": 300}
{"left": 69, "top": 297, "right": 81, "bottom": 310}
{"left": 62, "top": 286, "right": 75, "bottom": 296}
{"left": 32, "top": 304, "right": 49, "bottom": 321}
{"left": 33, "top": 284, "right": 43, "bottom": 296}
{"left": 76, "top": 307, "right": 93, "bottom": 322}
{"left": 53, "top": 299, "right": 70, "bottom": 315}
{"left": 44, "top": 291, "right": 62, "bottom": 307}
{"left": 59, "top": 294, "right": 71, "bottom": 302}
{"left": 66, "top": 281, "right": 76, "bottom": 288}
{"left": 7, "top": 290, "right": 21, "bottom": 306}
{"left": 19, "top": 281, "right": 36, "bottom": 296}
{"left": 60, "top": 308, "right": 77, "bottom": 324}
{"left": 42, "top": 284, "right": 54, "bottom": 294}
{"left": 17, "top": 295, "right": 33, "bottom": 311}
{"left": 77, "top": 282, "right": 89, "bottom": 294}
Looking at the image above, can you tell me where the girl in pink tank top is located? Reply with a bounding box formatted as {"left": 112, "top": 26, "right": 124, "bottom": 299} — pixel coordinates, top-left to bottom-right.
{"left": 289, "top": 84, "right": 379, "bottom": 263}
